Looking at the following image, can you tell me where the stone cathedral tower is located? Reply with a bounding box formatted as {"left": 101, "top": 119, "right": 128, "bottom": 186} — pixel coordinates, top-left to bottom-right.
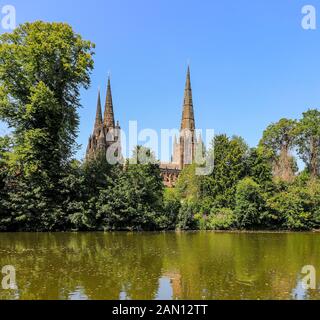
{"left": 86, "top": 77, "right": 121, "bottom": 161}
{"left": 85, "top": 68, "right": 200, "bottom": 188}
{"left": 176, "top": 65, "right": 197, "bottom": 169}
{"left": 161, "top": 66, "right": 201, "bottom": 187}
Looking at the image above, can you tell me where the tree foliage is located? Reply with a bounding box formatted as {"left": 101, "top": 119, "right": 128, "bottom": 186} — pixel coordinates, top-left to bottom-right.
{"left": 0, "top": 21, "right": 94, "bottom": 230}
{"left": 234, "top": 178, "right": 265, "bottom": 229}
{"left": 97, "top": 162, "right": 164, "bottom": 231}
{"left": 259, "top": 118, "right": 297, "bottom": 182}
{"left": 295, "top": 109, "right": 320, "bottom": 179}
{"left": 201, "top": 135, "right": 249, "bottom": 208}
{"left": 1, "top": 23, "right": 320, "bottom": 232}
{"left": 175, "top": 163, "right": 200, "bottom": 201}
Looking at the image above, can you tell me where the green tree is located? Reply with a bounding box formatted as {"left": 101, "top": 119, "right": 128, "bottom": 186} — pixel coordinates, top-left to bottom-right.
{"left": 267, "top": 186, "right": 313, "bottom": 230}
{"left": 131, "top": 145, "right": 157, "bottom": 164}
{"left": 97, "top": 158, "right": 164, "bottom": 231}
{"left": 246, "top": 147, "right": 273, "bottom": 188}
{"left": 207, "top": 208, "right": 236, "bottom": 230}
{"left": 234, "top": 178, "right": 265, "bottom": 229}
{"left": 176, "top": 200, "right": 199, "bottom": 230}
{"left": 75, "top": 156, "right": 120, "bottom": 230}
{"left": 259, "top": 118, "right": 297, "bottom": 182}
{"left": 295, "top": 109, "right": 320, "bottom": 179}
{"left": 0, "top": 136, "right": 11, "bottom": 230}
{"left": 176, "top": 163, "right": 200, "bottom": 201}
{"left": 201, "top": 135, "right": 249, "bottom": 208}
{"left": 161, "top": 188, "right": 180, "bottom": 230}
{"left": 0, "top": 21, "right": 95, "bottom": 230}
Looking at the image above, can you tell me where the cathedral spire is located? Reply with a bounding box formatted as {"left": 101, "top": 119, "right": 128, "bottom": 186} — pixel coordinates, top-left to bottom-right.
{"left": 181, "top": 66, "right": 195, "bottom": 131}
{"left": 97, "top": 127, "right": 106, "bottom": 150}
{"left": 94, "top": 89, "right": 103, "bottom": 132}
{"left": 104, "top": 77, "right": 115, "bottom": 129}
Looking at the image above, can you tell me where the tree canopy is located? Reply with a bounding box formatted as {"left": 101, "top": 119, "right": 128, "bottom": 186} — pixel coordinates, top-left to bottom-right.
{"left": 1, "top": 21, "right": 320, "bottom": 232}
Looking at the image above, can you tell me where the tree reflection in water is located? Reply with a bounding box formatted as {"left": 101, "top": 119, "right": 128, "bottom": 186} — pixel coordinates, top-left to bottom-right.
{"left": 0, "top": 232, "right": 319, "bottom": 300}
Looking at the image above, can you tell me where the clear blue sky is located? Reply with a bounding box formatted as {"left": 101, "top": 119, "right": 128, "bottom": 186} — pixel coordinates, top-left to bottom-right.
{"left": 1, "top": 0, "right": 320, "bottom": 161}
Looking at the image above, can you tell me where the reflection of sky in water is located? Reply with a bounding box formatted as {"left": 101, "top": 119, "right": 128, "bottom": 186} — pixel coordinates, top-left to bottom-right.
{"left": 291, "top": 274, "right": 320, "bottom": 301}
{"left": 0, "top": 290, "right": 20, "bottom": 300}
{"left": 68, "top": 287, "right": 88, "bottom": 300}
{"left": 155, "top": 277, "right": 173, "bottom": 300}
{"left": 119, "top": 291, "right": 130, "bottom": 300}
{"left": 119, "top": 291, "right": 125, "bottom": 300}
{"left": 292, "top": 279, "right": 308, "bottom": 300}
{"left": 118, "top": 277, "right": 173, "bottom": 300}
{"left": 53, "top": 271, "right": 320, "bottom": 300}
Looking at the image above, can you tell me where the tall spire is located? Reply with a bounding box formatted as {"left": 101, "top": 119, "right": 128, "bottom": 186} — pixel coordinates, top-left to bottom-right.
{"left": 181, "top": 66, "right": 195, "bottom": 131}
{"left": 97, "top": 127, "right": 106, "bottom": 150}
{"left": 94, "top": 89, "right": 103, "bottom": 131}
{"left": 104, "top": 77, "right": 115, "bottom": 129}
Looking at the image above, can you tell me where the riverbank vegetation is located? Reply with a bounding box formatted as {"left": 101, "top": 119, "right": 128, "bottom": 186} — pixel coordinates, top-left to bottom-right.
{"left": 0, "top": 22, "right": 320, "bottom": 231}
{"left": 174, "top": 128, "right": 320, "bottom": 231}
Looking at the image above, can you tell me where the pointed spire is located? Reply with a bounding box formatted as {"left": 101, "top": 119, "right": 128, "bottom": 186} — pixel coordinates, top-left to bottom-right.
{"left": 181, "top": 66, "right": 195, "bottom": 131}
{"left": 99, "top": 128, "right": 105, "bottom": 141}
{"left": 104, "top": 76, "right": 115, "bottom": 129}
{"left": 94, "top": 89, "right": 103, "bottom": 131}
{"left": 98, "top": 128, "right": 106, "bottom": 150}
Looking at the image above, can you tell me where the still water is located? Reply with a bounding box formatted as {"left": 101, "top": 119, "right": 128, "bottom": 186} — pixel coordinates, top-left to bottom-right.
{"left": 0, "top": 232, "right": 319, "bottom": 300}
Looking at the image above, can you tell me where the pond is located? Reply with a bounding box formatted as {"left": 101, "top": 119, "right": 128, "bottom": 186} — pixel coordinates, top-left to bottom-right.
{"left": 0, "top": 232, "right": 319, "bottom": 300}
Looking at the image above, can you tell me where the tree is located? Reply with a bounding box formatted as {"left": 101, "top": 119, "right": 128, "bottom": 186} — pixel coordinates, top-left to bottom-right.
{"left": 131, "top": 145, "right": 157, "bottom": 164}
{"left": 0, "top": 21, "right": 95, "bottom": 230}
{"left": 161, "top": 188, "right": 180, "bottom": 230}
{"left": 259, "top": 118, "right": 297, "bottom": 182}
{"left": 75, "top": 156, "right": 120, "bottom": 230}
{"left": 176, "top": 201, "right": 199, "bottom": 230}
{"left": 0, "top": 21, "right": 94, "bottom": 174}
{"left": 207, "top": 208, "right": 236, "bottom": 230}
{"left": 267, "top": 186, "right": 314, "bottom": 230}
{"left": 234, "top": 178, "right": 265, "bottom": 229}
{"left": 201, "top": 135, "right": 249, "bottom": 208}
{"left": 245, "top": 147, "right": 274, "bottom": 190}
{"left": 295, "top": 109, "right": 320, "bottom": 179}
{"left": 97, "top": 153, "right": 164, "bottom": 231}
{"left": 176, "top": 163, "right": 201, "bottom": 201}
{"left": 0, "top": 136, "right": 11, "bottom": 230}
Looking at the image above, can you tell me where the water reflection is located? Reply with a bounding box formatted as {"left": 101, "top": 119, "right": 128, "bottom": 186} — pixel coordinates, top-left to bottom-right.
{"left": 0, "top": 232, "right": 319, "bottom": 300}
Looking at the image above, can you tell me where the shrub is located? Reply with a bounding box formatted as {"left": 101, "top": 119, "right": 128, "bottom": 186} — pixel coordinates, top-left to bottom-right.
{"left": 97, "top": 163, "right": 164, "bottom": 231}
{"left": 306, "top": 180, "right": 320, "bottom": 228}
{"left": 176, "top": 201, "right": 199, "bottom": 230}
{"left": 267, "top": 187, "right": 313, "bottom": 230}
{"left": 160, "top": 188, "right": 181, "bottom": 230}
{"left": 234, "top": 178, "right": 265, "bottom": 229}
{"left": 194, "top": 213, "right": 208, "bottom": 230}
{"left": 207, "top": 208, "right": 236, "bottom": 230}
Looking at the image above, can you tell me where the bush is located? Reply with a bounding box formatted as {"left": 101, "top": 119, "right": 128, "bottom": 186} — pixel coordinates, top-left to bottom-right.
{"left": 267, "top": 185, "right": 316, "bottom": 230}
{"left": 194, "top": 213, "right": 208, "bottom": 230}
{"left": 160, "top": 188, "right": 181, "bottom": 230}
{"left": 97, "top": 163, "right": 164, "bottom": 231}
{"left": 176, "top": 201, "right": 199, "bottom": 230}
{"left": 208, "top": 208, "right": 236, "bottom": 230}
{"left": 307, "top": 180, "right": 320, "bottom": 228}
{"left": 234, "top": 178, "right": 265, "bottom": 229}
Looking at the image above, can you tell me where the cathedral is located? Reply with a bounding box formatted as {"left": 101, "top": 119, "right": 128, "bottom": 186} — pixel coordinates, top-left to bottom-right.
{"left": 86, "top": 67, "right": 200, "bottom": 188}
{"left": 86, "top": 78, "right": 121, "bottom": 162}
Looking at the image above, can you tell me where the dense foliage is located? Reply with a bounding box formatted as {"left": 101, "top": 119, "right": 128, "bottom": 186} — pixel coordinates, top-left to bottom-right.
{"left": 1, "top": 22, "right": 320, "bottom": 231}
{"left": 169, "top": 115, "right": 320, "bottom": 231}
